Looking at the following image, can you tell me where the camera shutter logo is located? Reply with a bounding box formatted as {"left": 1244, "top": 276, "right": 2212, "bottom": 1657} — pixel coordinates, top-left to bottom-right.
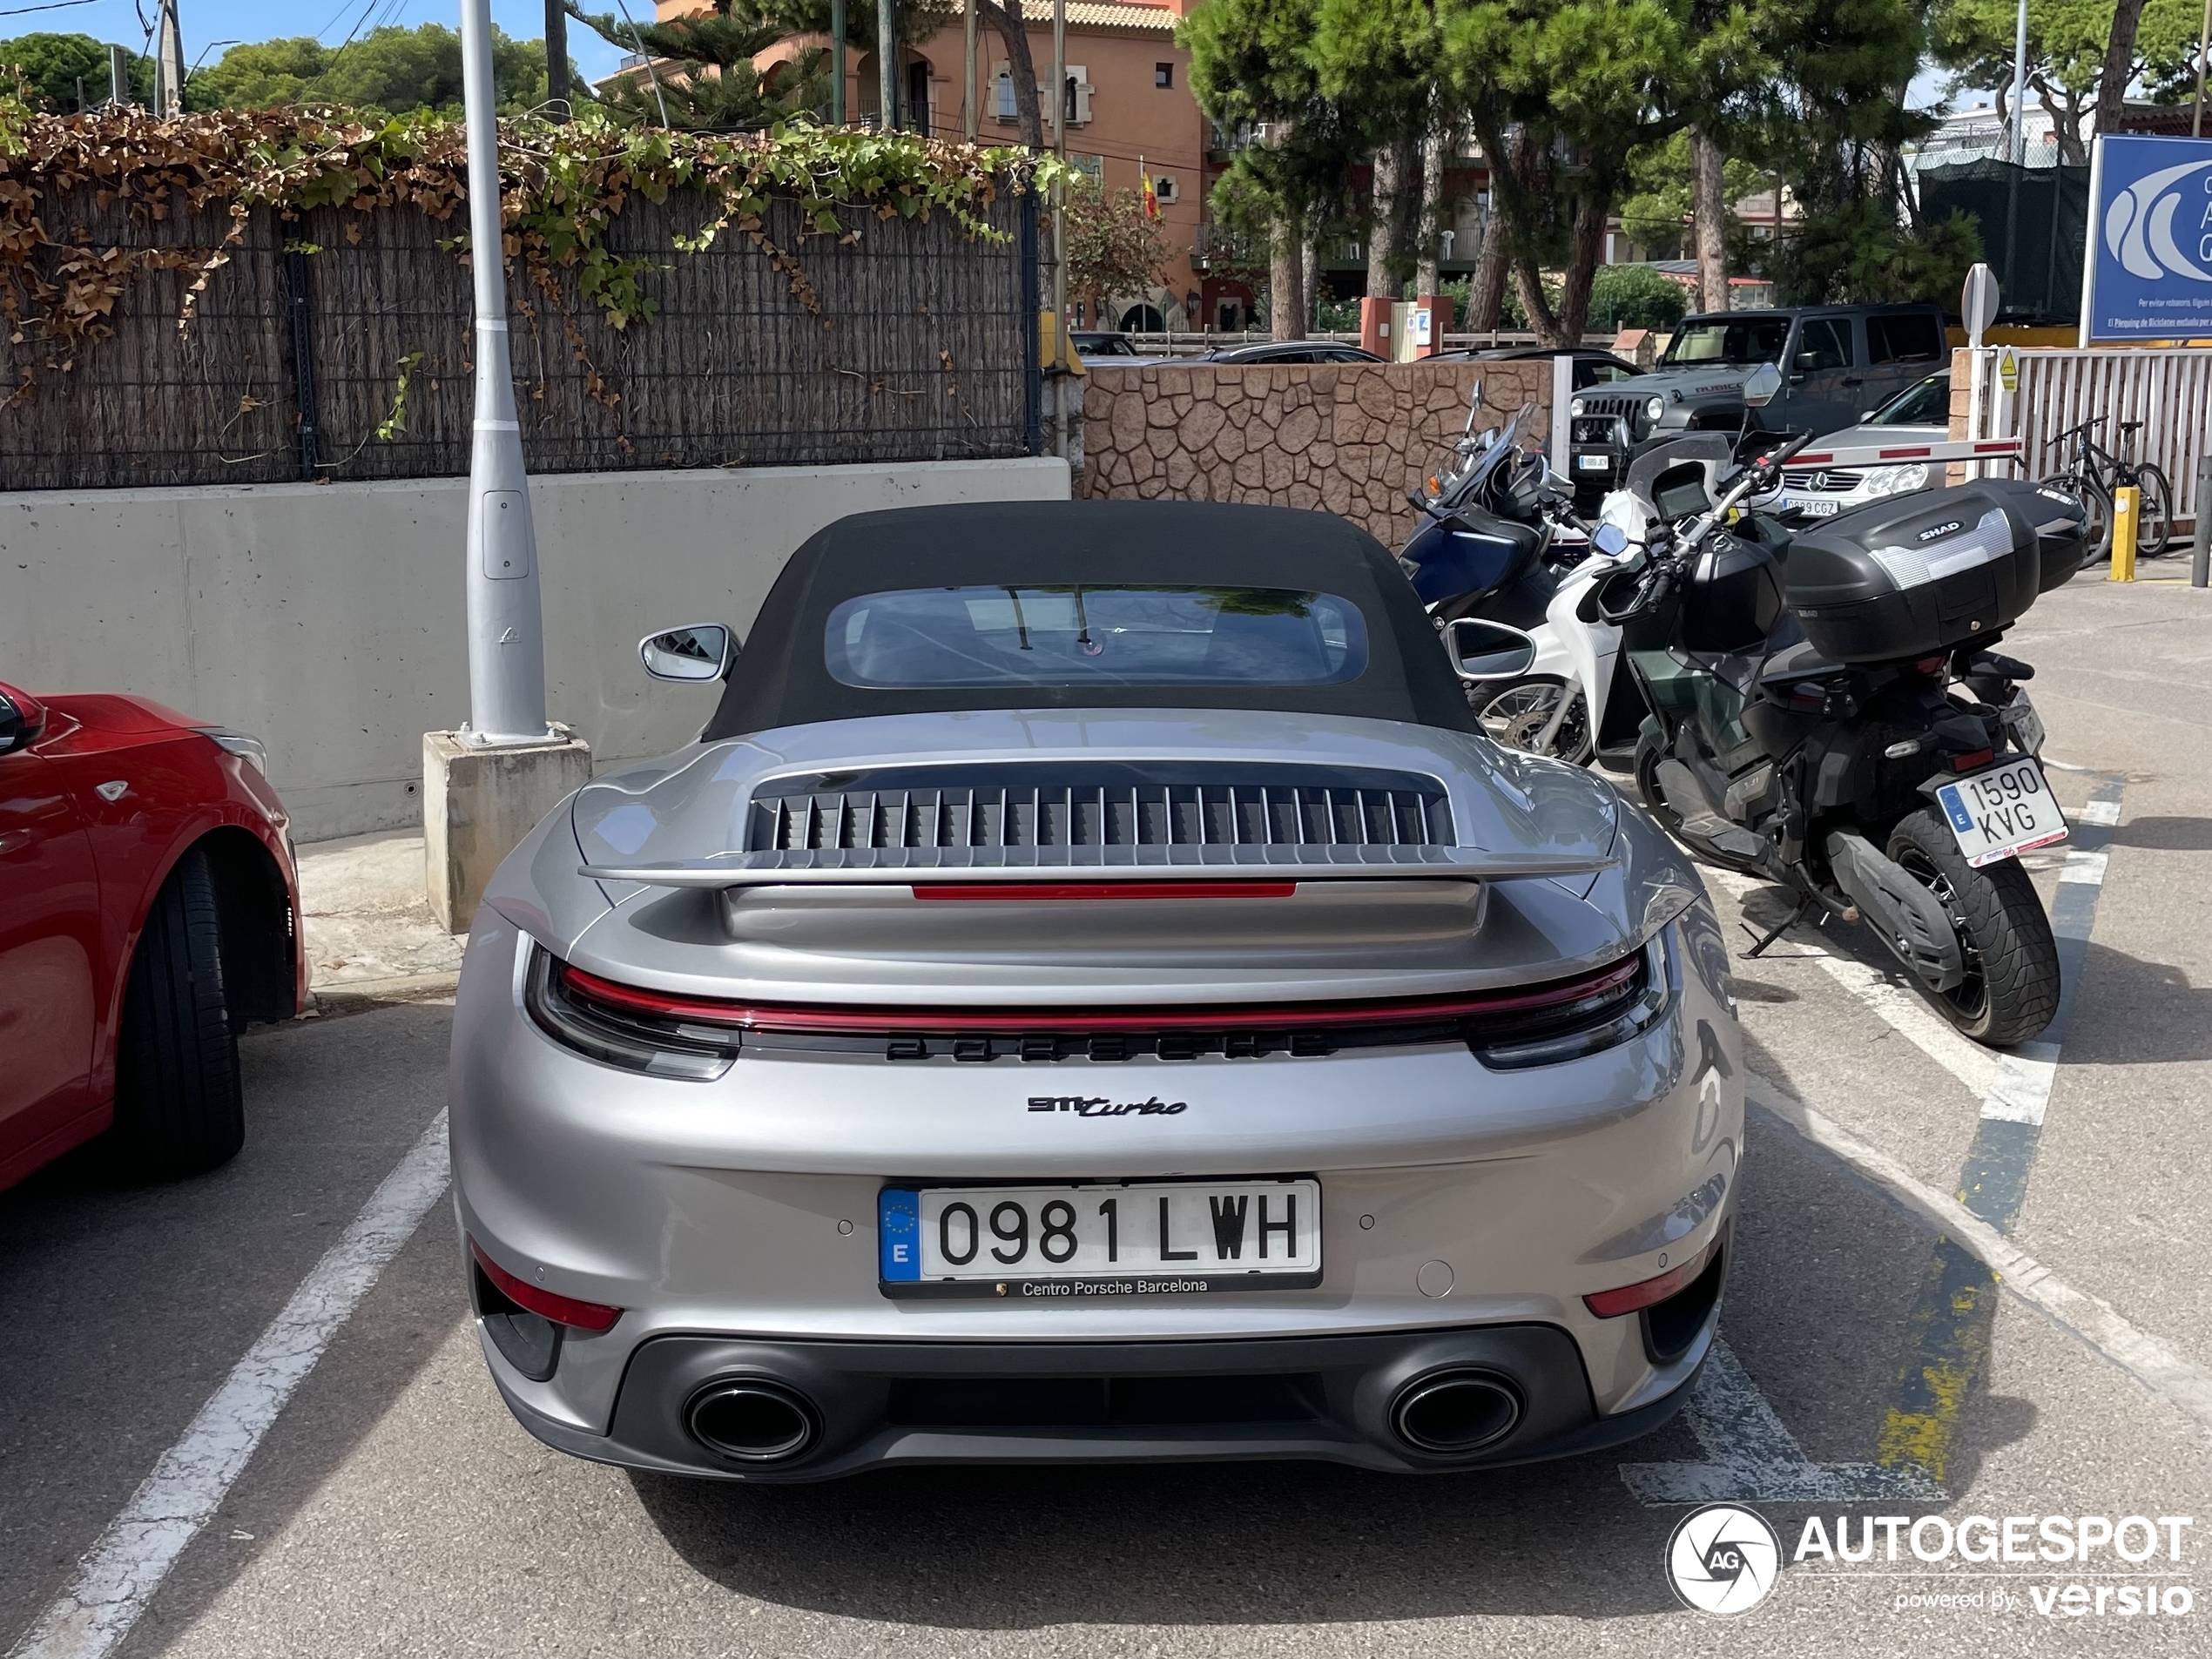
{"left": 1665, "top": 1503, "right": 1781, "bottom": 1615}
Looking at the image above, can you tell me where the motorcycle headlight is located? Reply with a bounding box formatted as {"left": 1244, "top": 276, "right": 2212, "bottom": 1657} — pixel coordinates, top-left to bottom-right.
{"left": 1570, "top": 395, "right": 1587, "bottom": 417}
{"left": 1645, "top": 395, "right": 1666, "bottom": 423}
{"left": 1863, "top": 462, "right": 1931, "bottom": 498}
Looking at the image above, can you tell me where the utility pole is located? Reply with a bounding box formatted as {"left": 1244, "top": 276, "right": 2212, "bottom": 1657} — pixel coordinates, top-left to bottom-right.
{"left": 1051, "top": 0, "right": 1066, "bottom": 454}
{"left": 425, "top": 0, "right": 588, "bottom": 934}
{"left": 962, "top": 0, "right": 976, "bottom": 141}
{"left": 544, "top": 0, "right": 570, "bottom": 121}
{"left": 460, "top": 0, "right": 549, "bottom": 746}
{"left": 108, "top": 43, "right": 129, "bottom": 106}
{"left": 831, "top": 0, "right": 846, "bottom": 125}
{"left": 2193, "top": 0, "right": 2210, "bottom": 138}
{"left": 2009, "top": 0, "right": 2029, "bottom": 165}
{"left": 877, "top": 0, "right": 896, "bottom": 131}
{"left": 153, "top": 0, "right": 185, "bottom": 118}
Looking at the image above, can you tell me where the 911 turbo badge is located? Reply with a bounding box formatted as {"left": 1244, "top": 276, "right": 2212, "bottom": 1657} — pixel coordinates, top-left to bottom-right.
{"left": 1028, "top": 1095, "right": 1189, "bottom": 1116}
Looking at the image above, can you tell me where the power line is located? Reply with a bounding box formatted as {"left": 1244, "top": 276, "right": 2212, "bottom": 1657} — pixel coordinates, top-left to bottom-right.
{"left": 0, "top": 0, "right": 99, "bottom": 18}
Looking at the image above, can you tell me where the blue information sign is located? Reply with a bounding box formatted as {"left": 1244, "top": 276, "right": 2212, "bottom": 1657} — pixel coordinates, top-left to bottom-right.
{"left": 2083, "top": 134, "right": 2212, "bottom": 342}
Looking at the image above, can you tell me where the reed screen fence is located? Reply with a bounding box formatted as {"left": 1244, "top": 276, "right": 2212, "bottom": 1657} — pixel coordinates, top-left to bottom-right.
{"left": 0, "top": 190, "right": 1039, "bottom": 491}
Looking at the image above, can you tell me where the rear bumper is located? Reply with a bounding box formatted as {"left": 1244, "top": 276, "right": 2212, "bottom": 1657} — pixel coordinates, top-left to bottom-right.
{"left": 484, "top": 1315, "right": 1715, "bottom": 1481}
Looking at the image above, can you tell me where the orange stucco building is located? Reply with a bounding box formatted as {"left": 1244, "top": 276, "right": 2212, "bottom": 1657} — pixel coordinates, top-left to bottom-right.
{"left": 655, "top": 0, "right": 1239, "bottom": 331}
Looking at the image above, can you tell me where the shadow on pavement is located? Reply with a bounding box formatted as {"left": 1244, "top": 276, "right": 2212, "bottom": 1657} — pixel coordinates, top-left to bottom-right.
{"left": 0, "top": 1001, "right": 457, "bottom": 1654}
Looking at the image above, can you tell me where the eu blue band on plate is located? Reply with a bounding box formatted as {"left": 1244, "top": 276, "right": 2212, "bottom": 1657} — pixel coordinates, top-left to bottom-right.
{"left": 879, "top": 1188, "right": 921, "bottom": 1280}
{"left": 1939, "top": 787, "right": 1975, "bottom": 835}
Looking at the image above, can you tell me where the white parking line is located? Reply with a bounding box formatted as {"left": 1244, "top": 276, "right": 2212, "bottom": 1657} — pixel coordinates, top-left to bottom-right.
{"left": 1704, "top": 867, "right": 2000, "bottom": 1097}
{"left": 1620, "top": 1337, "right": 1941, "bottom": 1505}
{"left": 1748, "top": 1079, "right": 2212, "bottom": 1435}
{"left": 8, "top": 1113, "right": 451, "bottom": 1659}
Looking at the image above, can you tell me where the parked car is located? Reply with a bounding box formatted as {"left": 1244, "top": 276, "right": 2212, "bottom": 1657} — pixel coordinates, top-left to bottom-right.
{"left": 1072, "top": 331, "right": 1143, "bottom": 364}
{"left": 1435, "top": 343, "right": 1645, "bottom": 393}
{"left": 1571, "top": 304, "right": 1950, "bottom": 496}
{"left": 0, "top": 685, "right": 301, "bottom": 1190}
{"left": 1770, "top": 370, "right": 1952, "bottom": 519}
{"left": 1195, "top": 340, "right": 1384, "bottom": 364}
{"left": 449, "top": 498, "right": 1743, "bottom": 1483}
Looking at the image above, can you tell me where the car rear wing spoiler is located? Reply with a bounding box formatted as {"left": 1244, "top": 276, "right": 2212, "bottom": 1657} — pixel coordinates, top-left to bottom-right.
{"left": 579, "top": 848, "right": 1618, "bottom": 889}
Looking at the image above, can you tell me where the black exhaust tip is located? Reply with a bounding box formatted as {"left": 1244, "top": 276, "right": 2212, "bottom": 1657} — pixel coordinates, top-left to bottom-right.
{"left": 1390, "top": 1369, "right": 1523, "bottom": 1454}
{"left": 685, "top": 1378, "right": 820, "bottom": 1464}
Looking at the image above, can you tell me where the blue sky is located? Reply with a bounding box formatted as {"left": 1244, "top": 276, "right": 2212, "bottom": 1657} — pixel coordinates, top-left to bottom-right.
{"left": 6, "top": 0, "right": 631, "bottom": 84}
{"left": 9, "top": 1, "right": 1967, "bottom": 116}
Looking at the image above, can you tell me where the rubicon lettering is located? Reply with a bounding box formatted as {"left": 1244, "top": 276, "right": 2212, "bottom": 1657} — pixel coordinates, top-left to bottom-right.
{"left": 1028, "top": 1095, "right": 1189, "bottom": 1116}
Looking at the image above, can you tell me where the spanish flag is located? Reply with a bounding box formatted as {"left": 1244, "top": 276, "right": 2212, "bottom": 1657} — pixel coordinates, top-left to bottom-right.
{"left": 1140, "top": 155, "right": 1159, "bottom": 220}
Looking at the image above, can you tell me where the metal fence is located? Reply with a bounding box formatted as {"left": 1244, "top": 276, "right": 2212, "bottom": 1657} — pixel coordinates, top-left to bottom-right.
{"left": 1966, "top": 346, "right": 2212, "bottom": 528}
{"left": 0, "top": 189, "right": 1040, "bottom": 492}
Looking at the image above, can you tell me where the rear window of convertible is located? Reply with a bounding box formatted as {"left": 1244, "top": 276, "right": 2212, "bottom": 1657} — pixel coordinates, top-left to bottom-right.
{"left": 824, "top": 585, "right": 1369, "bottom": 689}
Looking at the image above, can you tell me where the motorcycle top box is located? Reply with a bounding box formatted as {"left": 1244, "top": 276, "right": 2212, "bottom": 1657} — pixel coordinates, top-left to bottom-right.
{"left": 1784, "top": 480, "right": 2062, "bottom": 665}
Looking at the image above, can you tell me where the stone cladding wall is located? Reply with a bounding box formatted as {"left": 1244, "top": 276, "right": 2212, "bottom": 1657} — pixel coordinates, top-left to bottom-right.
{"left": 1078, "top": 359, "right": 1553, "bottom": 544}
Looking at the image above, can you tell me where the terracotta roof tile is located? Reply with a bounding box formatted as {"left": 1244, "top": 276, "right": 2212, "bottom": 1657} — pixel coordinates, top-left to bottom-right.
{"left": 1017, "top": 1, "right": 1179, "bottom": 33}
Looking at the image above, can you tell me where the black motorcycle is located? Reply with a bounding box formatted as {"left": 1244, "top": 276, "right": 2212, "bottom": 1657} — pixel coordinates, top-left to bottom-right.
{"left": 1597, "top": 430, "right": 2093, "bottom": 1047}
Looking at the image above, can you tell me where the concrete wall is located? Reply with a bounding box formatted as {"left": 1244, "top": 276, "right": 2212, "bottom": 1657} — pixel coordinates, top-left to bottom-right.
{"left": 0, "top": 458, "right": 1070, "bottom": 840}
{"left": 1078, "top": 361, "right": 1550, "bottom": 550}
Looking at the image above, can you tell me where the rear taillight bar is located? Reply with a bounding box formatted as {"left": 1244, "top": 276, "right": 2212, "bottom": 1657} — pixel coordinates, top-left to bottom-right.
{"left": 557, "top": 955, "right": 1643, "bottom": 1039}
{"left": 912, "top": 880, "right": 1298, "bottom": 902}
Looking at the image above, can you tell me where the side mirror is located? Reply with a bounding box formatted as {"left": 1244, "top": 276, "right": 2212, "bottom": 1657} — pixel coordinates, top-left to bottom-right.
{"left": 1592, "top": 522, "right": 1630, "bottom": 557}
{"left": 1743, "top": 363, "right": 1783, "bottom": 408}
{"left": 639, "top": 624, "right": 736, "bottom": 683}
{"left": 0, "top": 682, "right": 45, "bottom": 756}
{"left": 1447, "top": 618, "right": 1538, "bottom": 683}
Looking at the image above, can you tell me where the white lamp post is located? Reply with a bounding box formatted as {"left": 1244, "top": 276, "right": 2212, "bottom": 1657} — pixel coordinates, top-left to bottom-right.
{"left": 425, "top": 0, "right": 591, "bottom": 933}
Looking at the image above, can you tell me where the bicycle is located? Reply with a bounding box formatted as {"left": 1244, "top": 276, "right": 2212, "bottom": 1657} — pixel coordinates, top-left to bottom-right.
{"left": 2039, "top": 415, "right": 2174, "bottom": 560}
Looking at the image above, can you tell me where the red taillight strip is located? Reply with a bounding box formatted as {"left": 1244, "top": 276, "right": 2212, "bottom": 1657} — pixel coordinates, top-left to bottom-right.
{"left": 913, "top": 881, "right": 1298, "bottom": 901}
{"left": 470, "top": 1240, "right": 623, "bottom": 1332}
{"left": 557, "top": 955, "right": 1641, "bottom": 1037}
{"left": 1583, "top": 1238, "right": 1718, "bottom": 1318}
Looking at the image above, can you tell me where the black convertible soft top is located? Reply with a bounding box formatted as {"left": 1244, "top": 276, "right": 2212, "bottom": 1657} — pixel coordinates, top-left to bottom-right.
{"left": 700, "top": 500, "right": 1478, "bottom": 739}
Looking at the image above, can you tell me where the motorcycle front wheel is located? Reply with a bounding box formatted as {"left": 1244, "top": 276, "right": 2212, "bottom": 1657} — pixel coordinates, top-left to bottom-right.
{"left": 1886, "top": 808, "right": 2060, "bottom": 1047}
{"left": 1470, "top": 677, "right": 1594, "bottom": 765}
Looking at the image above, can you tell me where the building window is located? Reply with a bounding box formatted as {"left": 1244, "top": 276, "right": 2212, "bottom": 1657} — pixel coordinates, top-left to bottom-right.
{"left": 1153, "top": 174, "right": 1177, "bottom": 205}
{"left": 1156, "top": 63, "right": 1173, "bottom": 88}
{"left": 995, "top": 68, "right": 1015, "bottom": 122}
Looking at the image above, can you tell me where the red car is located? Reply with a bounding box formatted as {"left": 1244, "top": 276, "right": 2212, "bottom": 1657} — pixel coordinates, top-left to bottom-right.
{"left": 0, "top": 682, "right": 303, "bottom": 1190}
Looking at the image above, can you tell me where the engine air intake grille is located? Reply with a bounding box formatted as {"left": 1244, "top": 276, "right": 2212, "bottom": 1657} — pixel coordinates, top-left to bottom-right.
{"left": 745, "top": 764, "right": 1453, "bottom": 860}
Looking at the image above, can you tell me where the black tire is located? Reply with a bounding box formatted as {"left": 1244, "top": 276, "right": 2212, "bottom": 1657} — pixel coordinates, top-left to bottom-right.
{"left": 2134, "top": 464, "right": 2174, "bottom": 558}
{"left": 2040, "top": 473, "right": 2110, "bottom": 560}
{"left": 1885, "top": 808, "right": 2060, "bottom": 1047}
{"left": 1470, "top": 676, "right": 1594, "bottom": 765}
{"left": 111, "top": 846, "right": 244, "bottom": 1177}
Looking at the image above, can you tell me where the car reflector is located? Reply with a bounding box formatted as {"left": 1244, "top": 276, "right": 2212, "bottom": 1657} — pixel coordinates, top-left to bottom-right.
{"left": 469, "top": 1240, "right": 622, "bottom": 1332}
{"left": 1582, "top": 1238, "right": 1718, "bottom": 1319}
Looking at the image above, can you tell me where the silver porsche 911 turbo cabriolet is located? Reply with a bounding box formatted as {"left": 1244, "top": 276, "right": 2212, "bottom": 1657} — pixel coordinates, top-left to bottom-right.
{"left": 448, "top": 499, "right": 1743, "bottom": 1481}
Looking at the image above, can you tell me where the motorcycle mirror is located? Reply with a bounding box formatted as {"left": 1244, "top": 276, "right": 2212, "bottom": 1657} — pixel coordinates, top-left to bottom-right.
{"left": 1592, "top": 523, "right": 1630, "bottom": 556}
{"left": 1447, "top": 618, "right": 1539, "bottom": 683}
{"left": 1743, "top": 363, "right": 1783, "bottom": 408}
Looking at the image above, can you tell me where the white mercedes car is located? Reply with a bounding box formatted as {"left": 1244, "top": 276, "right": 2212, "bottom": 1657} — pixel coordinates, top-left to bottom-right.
{"left": 448, "top": 500, "right": 1743, "bottom": 1480}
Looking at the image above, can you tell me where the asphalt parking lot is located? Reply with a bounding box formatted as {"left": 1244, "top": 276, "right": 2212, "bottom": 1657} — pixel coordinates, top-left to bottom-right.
{"left": 3, "top": 575, "right": 2208, "bottom": 1658}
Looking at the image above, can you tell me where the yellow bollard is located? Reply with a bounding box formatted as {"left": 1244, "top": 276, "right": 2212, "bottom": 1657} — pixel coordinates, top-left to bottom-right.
{"left": 2111, "top": 486, "right": 2138, "bottom": 582}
